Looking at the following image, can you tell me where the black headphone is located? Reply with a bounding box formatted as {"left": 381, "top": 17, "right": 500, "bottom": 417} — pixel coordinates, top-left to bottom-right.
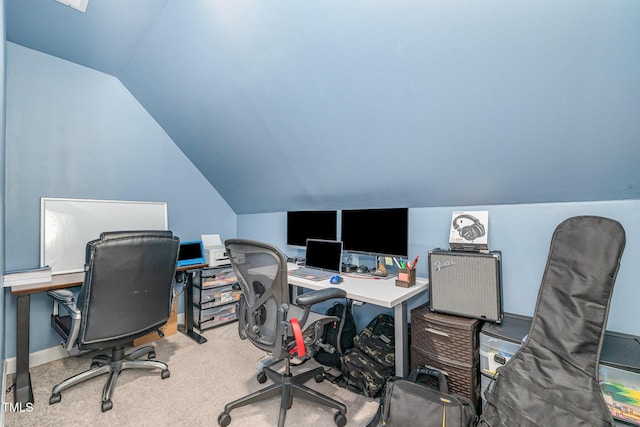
{"left": 453, "top": 214, "right": 486, "bottom": 242}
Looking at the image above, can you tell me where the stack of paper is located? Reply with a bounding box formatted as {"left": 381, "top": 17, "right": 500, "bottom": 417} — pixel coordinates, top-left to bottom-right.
{"left": 3, "top": 266, "right": 52, "bottom": 288}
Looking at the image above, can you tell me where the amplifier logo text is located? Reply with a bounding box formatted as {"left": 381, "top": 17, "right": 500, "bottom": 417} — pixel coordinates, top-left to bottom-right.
{"left": 434, "top": 260, "right": 456, "bottom": 272}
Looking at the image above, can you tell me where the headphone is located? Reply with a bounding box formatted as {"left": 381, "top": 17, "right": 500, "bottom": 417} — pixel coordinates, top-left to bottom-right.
{"left": 452, "top": 214, "right": 486, "bottom": 242}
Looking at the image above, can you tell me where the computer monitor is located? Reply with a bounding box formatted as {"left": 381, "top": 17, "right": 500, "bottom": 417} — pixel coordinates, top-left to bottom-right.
{"left": 304, "top": 239, "right": 343, "bottom": 272}
{"left": 287, "top": 210, "right": 337, "bottom": 248}
{"left": 341, "top": 208, "right": 409, "bottom": 257}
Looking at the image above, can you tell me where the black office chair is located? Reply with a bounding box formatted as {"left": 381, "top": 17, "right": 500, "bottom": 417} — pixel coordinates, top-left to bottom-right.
{"left": 218, "top": 239, "right": 348, "bottom": 427}
{"left": 47, "top": 230, "right": 180, "bottom": 412}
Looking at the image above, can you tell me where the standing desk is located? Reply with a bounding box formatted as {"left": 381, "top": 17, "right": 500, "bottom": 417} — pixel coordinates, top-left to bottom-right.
{"left": 10, "top": 272, "right": 85, "bottom": 405}
{"left": 287, "top": 263, "right": 428, "bottom": 377}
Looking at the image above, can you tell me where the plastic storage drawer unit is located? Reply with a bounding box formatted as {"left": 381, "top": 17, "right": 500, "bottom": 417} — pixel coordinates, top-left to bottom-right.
{"left": 412, "top": 305, "right": 480, "bottom": 365}
{"left": 193, "top": 284, "right": 241, "bottom": 309}
{"left": 411, "top": 345, "right": 480, "bottom": 407}
{"left": 201, "top": 267, "right": 236, "bottom": 287}
{"left": 194, "top": 302, "right": 239, "bottom": 330}
{"left": 599, "top": 331, "right": 640, "bottom": 426}
{"left": 411, "top": 304, "right": 481, "bottom": 410}
{"left": 479, "top": 313, "right": 531, "bottom": 377}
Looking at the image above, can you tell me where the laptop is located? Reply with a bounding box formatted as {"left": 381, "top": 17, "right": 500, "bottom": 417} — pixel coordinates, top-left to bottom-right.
{"left": 177, "top": 240, "right": 206, "bottom": 267}
{"left": 289, "top": 239, "right": 342, "bottom": 281}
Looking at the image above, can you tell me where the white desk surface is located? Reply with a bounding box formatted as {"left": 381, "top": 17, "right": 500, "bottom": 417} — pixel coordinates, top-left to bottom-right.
{"left": 287, "top": 263, "right": 428, "bottom": 308}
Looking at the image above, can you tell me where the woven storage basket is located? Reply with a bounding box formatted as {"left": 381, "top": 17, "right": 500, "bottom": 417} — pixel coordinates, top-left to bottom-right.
{"left": 411, "top": 303, "right": 480, "bottom": 366}
{"left": 410, "top": 345, "right": 481, "bottom": 411}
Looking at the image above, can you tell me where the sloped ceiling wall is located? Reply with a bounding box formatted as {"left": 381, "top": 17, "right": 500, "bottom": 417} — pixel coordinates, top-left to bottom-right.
{"left": 6, "top": 0, "right": 640, "bottom": 214}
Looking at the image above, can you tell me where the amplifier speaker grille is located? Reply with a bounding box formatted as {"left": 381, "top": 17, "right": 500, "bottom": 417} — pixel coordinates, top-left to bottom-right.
{"left": 428, "top": 250, "right": 503, "bottom": 322}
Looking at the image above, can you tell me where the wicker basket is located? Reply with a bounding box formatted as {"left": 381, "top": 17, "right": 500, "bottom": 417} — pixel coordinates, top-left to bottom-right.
{"left": 411, "top": 303, "right": 480, "bottom": 365}
{"left": 411, "top": 345, "right": 481, "bottom": 410}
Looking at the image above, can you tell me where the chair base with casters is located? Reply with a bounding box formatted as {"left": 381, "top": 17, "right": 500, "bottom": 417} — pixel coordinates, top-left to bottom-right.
{"left": 49, "top": 344, "right": 170, "bottom": 412}
{"left": 217, "top": 356, "right": 347, "bottom": 427}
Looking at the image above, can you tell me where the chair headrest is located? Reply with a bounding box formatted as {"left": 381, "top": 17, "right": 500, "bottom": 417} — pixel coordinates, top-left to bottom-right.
{"left": 100, "top": 230, "right": 174, "bottom": 241}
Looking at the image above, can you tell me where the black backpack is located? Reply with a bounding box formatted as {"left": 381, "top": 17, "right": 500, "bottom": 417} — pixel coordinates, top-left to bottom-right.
{"left": 340, "top": 313, "right": 395, "bottom": 398}
{"left": 314, "top": 301, "right": 356, "bottom": 368}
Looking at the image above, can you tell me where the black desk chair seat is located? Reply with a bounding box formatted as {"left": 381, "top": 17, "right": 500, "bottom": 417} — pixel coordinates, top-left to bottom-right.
{"left": 47, "top": 230, "right": 179, "bottom": 412}
{"left": 218, "top": 239, "right": 348, "bottom": 427}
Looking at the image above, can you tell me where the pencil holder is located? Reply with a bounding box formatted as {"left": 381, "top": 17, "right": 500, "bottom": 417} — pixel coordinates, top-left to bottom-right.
{"left": 396, "top": 268, "right": 416, "bottom": 288}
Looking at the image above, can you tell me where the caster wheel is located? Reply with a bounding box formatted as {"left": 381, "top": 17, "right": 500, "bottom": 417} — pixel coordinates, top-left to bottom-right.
{"left": 334, "top": 412, "right": 347, "bottom": 427}
{"left": 101, "top": 400, "right": 113, "bottom": 412}
{"left": 161, "top": 369, "right": 170, "bottom": 379}
{"left": 49, "top": 393, "right": 61, "bottom": 405}
{"left": 218, "top": 412, "right": 231, "bottom": 427}
{"left": 90, "top": 362, "right": 100, "bottom": 369}
{"left": 148, "top": 350, "right": 156, "bottom": 360}
{"left": 315, "top": 373, "right": 324, "bottom": 383}
{"left": 257, "top": 372, "right": 267, "bottom": 384}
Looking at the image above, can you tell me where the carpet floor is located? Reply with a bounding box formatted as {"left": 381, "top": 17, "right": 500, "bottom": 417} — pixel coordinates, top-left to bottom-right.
{"left": 3, "top": 322, "right": 379, "bottom": 427}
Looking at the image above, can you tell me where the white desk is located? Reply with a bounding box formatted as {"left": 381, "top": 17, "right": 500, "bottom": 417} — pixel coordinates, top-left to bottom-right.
{"left": 287, "top": 263, "right": 428, "bottom": 377}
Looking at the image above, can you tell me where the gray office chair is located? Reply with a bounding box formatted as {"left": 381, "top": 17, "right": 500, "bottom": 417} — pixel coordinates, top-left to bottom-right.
{"left": 47, "top": 230, "right": 180, "bottom": 412}
{"left": 218, "top": 239, "right": 348, "bottom": 427}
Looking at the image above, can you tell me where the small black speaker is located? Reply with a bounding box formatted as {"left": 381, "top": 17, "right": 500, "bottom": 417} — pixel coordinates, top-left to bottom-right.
{"left": 428, "top": 249, "right": 503, "bottom": 323}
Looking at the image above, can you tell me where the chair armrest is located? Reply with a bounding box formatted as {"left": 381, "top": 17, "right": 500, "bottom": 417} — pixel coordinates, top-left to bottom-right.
{"left": 295, "top": 287, "right": 347, "bottom": 307}
{"left": 48, "top": 289, "right": 76, "bottom": 305}
{"left": 48, "top": 289, "right": 82, "bottom": 353}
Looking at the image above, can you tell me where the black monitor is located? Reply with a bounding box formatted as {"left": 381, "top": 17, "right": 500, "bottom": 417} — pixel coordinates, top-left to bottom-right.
{"left": 287, "top": 210, "right": 337, "bottom": 248}
{"left": 304, "top": 239, "right": 343, "bottom": 272}
{"left": 341, "top": 208, "right": 409, "bottom": 257}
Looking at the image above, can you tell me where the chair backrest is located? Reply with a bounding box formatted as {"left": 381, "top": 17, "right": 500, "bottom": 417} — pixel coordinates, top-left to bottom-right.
{"left": 225, "top": 239, "right": 290, "bottom": 358}
{"left": 76, "top": 230, "right": 180, "bottom": 349}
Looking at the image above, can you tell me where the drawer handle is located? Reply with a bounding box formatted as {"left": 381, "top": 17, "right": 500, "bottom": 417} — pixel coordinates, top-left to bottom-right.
{"left": 425, "top": 364, "right": 449, "bottom": 377}
{"left": 425, "top": 327, "right": 449, "bottom": 337}
{"left": 494, "top": 354, "right": 507, "bottom": 365}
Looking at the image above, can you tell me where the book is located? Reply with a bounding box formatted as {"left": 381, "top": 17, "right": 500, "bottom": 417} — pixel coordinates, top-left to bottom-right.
{"left": 3, "top": 266, "right": 52, "bottom": 288}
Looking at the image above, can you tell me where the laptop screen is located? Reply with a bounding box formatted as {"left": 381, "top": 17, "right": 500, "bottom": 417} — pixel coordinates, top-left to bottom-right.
{"left": 305, "top": 239, "right": 342, "bottom": 272}
{"left": 177, "top": 240, "right": 205, "bottom": 267}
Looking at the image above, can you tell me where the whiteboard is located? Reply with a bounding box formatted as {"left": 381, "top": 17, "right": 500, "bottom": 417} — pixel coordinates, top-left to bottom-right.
{"left": 41, "top": 198, "right": 168, "bottom": 274}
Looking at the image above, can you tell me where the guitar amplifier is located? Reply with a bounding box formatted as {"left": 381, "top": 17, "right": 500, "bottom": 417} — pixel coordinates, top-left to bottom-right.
{"left": 428, "top": 249, "right": 503, "bottom": 323}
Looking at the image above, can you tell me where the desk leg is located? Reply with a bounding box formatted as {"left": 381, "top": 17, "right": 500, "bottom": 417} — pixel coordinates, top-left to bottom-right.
{"left": 290, "top": 284, "right": 301, "bottom": 304}
{"left": 14, "top": 294, "right": 34, "bottom": 405}
{"left": 394, "top": 301, "right": 409, "bottom": 377}
{"left": 177, "top": 270, "right": 207, "bottom": 344}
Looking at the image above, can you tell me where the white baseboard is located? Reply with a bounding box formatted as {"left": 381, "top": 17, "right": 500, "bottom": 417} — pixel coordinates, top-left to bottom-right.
{"left": 3, "top": 345, "right": 69, "bottom": 376}
{"left": 3, "top": 313, "right": 185, "bottom": 376}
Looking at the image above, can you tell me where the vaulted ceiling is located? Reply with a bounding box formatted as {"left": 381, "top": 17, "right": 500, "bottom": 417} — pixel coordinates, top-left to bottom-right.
{"left": 6, "top": 0, "right": 640, "bottom": 214}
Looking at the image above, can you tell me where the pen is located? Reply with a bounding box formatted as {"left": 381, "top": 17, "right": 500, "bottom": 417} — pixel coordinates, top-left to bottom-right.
{"left": 412, "top": 256, "right": 419, "bottom": 269}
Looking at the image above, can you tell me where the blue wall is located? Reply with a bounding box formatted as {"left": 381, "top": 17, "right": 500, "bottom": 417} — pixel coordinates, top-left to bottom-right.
{"left": 2, "top": 44, "right": 237, "bottom": 358}
{"left": 238, "top": 200, "right": 640, "bottom": 336}
{"left": 2, "top": 37, "right": 639, "bottom": 363}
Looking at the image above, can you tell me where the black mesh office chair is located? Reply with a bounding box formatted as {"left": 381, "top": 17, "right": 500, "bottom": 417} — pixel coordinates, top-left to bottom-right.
{"left": 47, "top": 230, "right": 180, "bottom": 412}
{"left": 218, "top": 239, "right": 348, "bottom": 427}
